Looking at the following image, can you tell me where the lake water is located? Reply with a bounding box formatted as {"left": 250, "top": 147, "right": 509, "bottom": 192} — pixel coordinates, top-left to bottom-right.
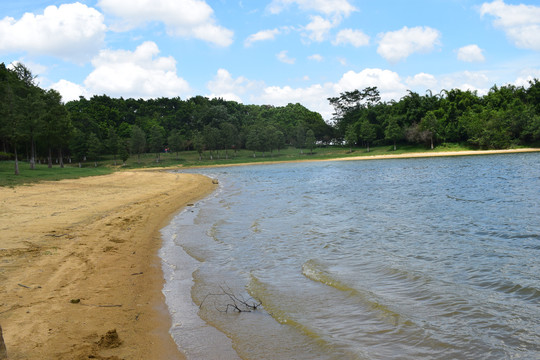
{"left": 160, "top": 153, "right": 540, "bottom": 360}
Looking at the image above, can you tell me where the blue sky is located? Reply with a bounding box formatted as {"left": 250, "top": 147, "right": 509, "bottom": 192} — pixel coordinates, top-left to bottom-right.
{"left": 1, "top": 0, "right": 539, "bottom": 120}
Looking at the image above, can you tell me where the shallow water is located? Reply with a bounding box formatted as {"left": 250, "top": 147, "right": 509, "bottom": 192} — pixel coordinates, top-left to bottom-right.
{"left": 161, "top": 153, "right": 540, "bottom": 359}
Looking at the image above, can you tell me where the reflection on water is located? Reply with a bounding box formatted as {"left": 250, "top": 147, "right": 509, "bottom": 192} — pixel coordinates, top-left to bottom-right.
{"left": 161, "top": 153, "right": 540, "bottom": 360}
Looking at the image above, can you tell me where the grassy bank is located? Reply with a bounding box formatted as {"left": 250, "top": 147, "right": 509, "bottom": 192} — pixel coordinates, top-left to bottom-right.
{"left": 2, "top": 143, "right": 536, "bottom": 187}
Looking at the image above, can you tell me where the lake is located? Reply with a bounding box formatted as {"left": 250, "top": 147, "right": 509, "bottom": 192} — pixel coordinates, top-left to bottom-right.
{"left": 160, "top": 153, "right": 540, "bottom": 359}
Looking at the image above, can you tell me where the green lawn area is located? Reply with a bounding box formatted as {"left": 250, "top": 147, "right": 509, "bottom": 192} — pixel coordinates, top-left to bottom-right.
{"left": 0, "top": 143, "right": 519, "bottom": 187}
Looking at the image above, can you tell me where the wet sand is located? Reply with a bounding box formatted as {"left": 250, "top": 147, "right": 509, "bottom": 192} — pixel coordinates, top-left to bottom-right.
{"left": 0, "top": 170, "right": 216, "bottom": 360}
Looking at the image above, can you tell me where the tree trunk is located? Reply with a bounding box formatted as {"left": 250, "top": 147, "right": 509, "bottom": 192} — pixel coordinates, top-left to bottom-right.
{"left": 30, "top": 138, "right": 36, "bottom": 170}
{"left": 393, "top": 141, "right": 396, "bottom": 151}
{"left": 58, "top": 148, "right": 64, "bottom": 168}
{"left": 48, "top": 147, "right": 53, "bottom": 168}
{"left": 14, "top": 147, "right": 20, "bottom": 175}
{"left": 430, "top": 136, "right": 434, "bottom": 150}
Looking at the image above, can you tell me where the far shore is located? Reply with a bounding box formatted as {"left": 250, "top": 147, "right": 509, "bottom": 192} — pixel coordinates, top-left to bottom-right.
{"left": 0, "top": 147, "right": 538, "bottom": 359}
{"left": 181, "top": 147, "right": 540, "bottom": 169}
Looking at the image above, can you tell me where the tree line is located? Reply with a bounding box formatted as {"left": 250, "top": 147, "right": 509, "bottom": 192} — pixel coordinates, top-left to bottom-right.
{"left": 1, "top": 62, "right": 539, "bottom": 174}
{"left": 330, "top": 82, "right": 540, "bottom": 152}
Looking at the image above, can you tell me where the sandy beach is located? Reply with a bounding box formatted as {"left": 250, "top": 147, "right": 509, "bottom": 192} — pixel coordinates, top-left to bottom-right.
{"left": 0, "top": 170, "right": 216, "bottom": 360}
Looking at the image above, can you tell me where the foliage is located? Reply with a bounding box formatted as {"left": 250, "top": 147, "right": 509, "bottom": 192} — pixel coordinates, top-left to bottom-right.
{"left": 1, "top": 61, "right": 539, "bottom": 176}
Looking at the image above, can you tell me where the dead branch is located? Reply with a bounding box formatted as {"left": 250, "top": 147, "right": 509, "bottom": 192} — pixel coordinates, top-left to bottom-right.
{"left": 199, "top": 285, "right": 261, "bottom": 313}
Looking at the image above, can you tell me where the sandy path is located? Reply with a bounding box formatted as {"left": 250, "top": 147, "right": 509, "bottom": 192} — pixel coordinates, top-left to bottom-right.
{"left": 0, "top": 170, "right": 216, "bottom": 360}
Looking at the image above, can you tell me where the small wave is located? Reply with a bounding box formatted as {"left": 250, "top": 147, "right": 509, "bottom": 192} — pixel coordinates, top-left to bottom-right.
{"left": 247, "top": 274, "right": 368, "bottom": 360}
{"left": 301, "top": 260, "right": 412, "bottom": 327}
{"left": 475, "top": 278, "right": 540, "bottom": 302}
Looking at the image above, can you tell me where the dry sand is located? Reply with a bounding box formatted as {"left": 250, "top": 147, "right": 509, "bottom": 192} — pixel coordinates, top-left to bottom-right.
{"left": 0, "top": 170, "right": 216, "bottom": 360}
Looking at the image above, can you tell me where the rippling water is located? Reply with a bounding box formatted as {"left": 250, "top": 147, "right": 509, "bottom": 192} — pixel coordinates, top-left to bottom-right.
{"left": 161, "top": 153, "right": 540, "bottom": 360}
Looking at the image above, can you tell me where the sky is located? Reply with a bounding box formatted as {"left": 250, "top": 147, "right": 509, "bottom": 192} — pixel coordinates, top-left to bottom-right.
{"left": 1, "top": 0, "right": 539, "bottom": 120}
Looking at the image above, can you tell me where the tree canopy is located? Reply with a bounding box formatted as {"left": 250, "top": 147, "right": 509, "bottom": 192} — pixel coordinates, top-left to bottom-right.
{"left": 1, "top": 61, "right": 539, "bottom": 174}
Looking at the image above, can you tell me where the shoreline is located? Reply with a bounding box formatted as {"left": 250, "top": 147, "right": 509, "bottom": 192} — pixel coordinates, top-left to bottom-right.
{"left": 0, "top": 170, "right": 216, "bottom": 359}
{"left": 0, "top": 147, "right": 538, "bottom": 359}
{"left": 180, "top": 148, "right": 540, "bottom": 169}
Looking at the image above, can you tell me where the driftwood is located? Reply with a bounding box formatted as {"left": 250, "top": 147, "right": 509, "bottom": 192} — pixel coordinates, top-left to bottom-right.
{"left": 0, "top": 324, "right": 7, "bottom": 360}
{"left": 199, "top": 286, "right": 261, "bottom": 313}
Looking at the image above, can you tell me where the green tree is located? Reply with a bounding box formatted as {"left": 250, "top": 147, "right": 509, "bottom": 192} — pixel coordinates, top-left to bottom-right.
{"left": 167, "top": 129, "right": 185, "bottom": 160}
{"left": 245, "top": 127, "right": 260, "bottom": 157}
{"left": 70, "top": 128, "right": 87, "bottom": 168}
{"left": 148, "top": 125, "right": 165, "bottom": 162}
{"left": 419, "top": 111, "right": 439, "bottom": 149}
{"left": 119, "top": 138, "right": 129, "bottom": 165}
{"left": 295, "top": 123, "right": 306, "bottom": 153}
{"left": 192, "top": 130, "right": 205, "bottom": 160}
{"left": 305, "top": 129, "right": 316, "bottom": 154}
{"left": 344, "top": 124, "right": 357, "bottom": 152}
{"left": 39, "top": 89, "right": 72, "bottom": 168}
{"left": 359, "top": 119, "right": 376, "bottom": 152}
{"left": 220, "top": 122, "right": 237, "bottom": 159}
{"left": 384, "top": 117, "right": 402, "bottom": 151}
{"left": 130, "top": 125, "right": 146, "bottom": 164}
{"left": 0, "top": 64, "right": 24, "bottom": 174}
{"left": 106, "top": 127, "right": 120, "bottom": 166}
{"left": 87, "top": 132, "right": 101, "bottom": 167}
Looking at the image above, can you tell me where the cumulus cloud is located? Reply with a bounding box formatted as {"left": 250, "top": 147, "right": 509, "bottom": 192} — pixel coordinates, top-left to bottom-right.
{"left": 97, "top": 0, "right": 233, "bottom": 46}
{"left": 207, "top": 68, "right": 262, "bottom": 102}
{"left": 457, "top": 44, "right": 485, "bottom": 62}
{"left": 303, "top": 15, "right": 335, "bottom": 42}
{"left": 480, "top": 0, "right": 540, "bottom": 51}
{"left": 377, "top": 26, "right": 441, "bottom": 63}
{"left": 83, "top": 41, "right": 191, "bottom": 99}
{"left": 333, "top": 29, "right": 370, "bottom": 47}
{"left": 335, "top": 68, "right": 408, "bottom": 101}
{"left": 244, "top": 28, "right": 281, "bottom": 47}
{"left": 406, "top": 73, "right": 438, "bottom": 89}
{"left": 0, "top": 3, "right": 106, "bottom": 62}
{"left": 277, "top": 50, "right": 295, "bottom": 64}
{"left": 50, "top": 79, "right": 90, "bottom": 102}
{"left": 513, "top": 69, "right": 540, "bottom": 87}
{"left": 267, "top": 0, "right": 356, "bottom": 17}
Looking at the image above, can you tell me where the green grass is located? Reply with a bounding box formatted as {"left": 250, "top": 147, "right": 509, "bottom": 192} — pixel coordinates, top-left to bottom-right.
{"left": 1, "top": 142, "right": 533, "bottom": 187}
{"left": 0, "top": 161, "right": 113, "bottom": 187}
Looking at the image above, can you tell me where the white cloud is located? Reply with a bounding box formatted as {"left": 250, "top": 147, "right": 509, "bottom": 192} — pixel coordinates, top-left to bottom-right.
{"left": 308, "top": 54, "right": 323, "bottom": 62}
{"left": 377, "top": 26, "right": 441, "bottom": 63}
{"left": 406, "top": 73, "right": 438, "bottom": 89}
{"left": 457, "top": 44, "right": 485, "bottom": 62}
{"left": 333, "top": 29, "right": 370, "bottom": 47}
{"left": 480, "top": 0, "right": 540, "bottom": 51}
{"left": 0, "top": 3, "right": 106, "bottom": 62}
{"left": 303, "top": 15, "right": 335, "bottom": 42}
{"left": 50, "top": 79, "right": 90, "bottom": 103}
{"left": 267, "top": 0, "right": 356, "bottom": 17}
{"left": 84, "top": 41, "right": 191, "bottom": 99}
{"left": 513, "top": 69, "right": 540, "bottom": 87}
{"left": 258, "top": 83, "right": 336, "bottom": 119}
{"left": 335, "top": 68, "right": 408, "bottom": 101}
{"left": 245, "top": 28, "right": 281, "bottom": 47}
{"left": 207, "top": 68, "right": 262, "bottom": 102}
{"left": 277, "top": 50, "right": 295, "bottom": 64}
{"left": 97, "top": 0, "right": 233, "bottom": 46}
